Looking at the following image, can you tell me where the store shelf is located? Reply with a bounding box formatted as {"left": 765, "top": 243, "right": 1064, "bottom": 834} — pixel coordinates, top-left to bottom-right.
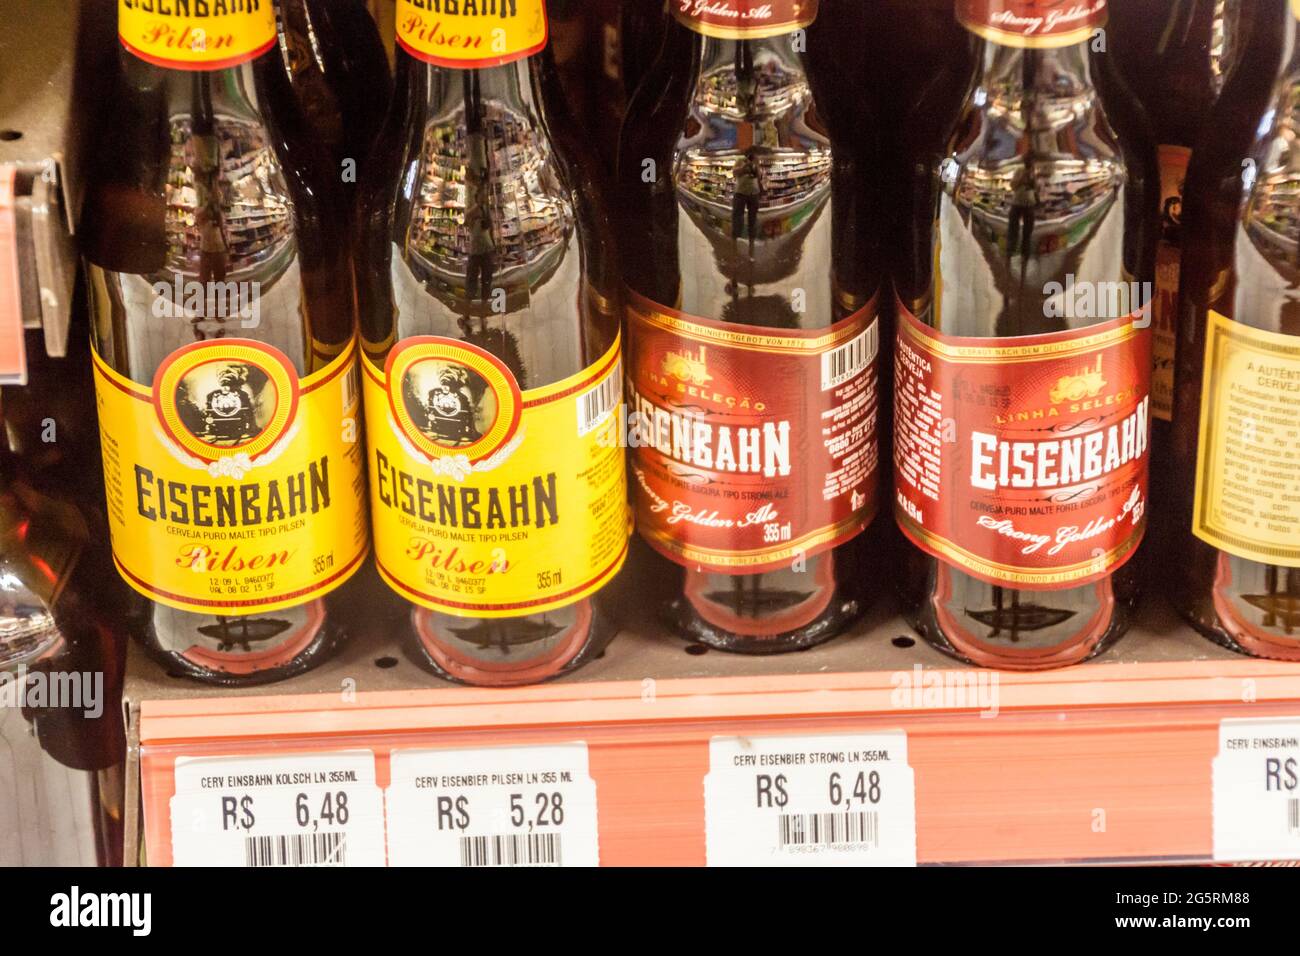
{"left": 127, "top": 591, "right": 1300, "bottom": 866}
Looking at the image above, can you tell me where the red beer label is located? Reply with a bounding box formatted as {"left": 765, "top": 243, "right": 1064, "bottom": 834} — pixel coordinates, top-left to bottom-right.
{"left": 627, "top": 291, "right": 880, "bottom": 574}
{"left": 957, "top": 0, "right": 1107, "bottom": 47}
{"left": 893, "top": 304, "right": 1151, "bottom": 589}
{"left": 672, "top": 0, "right": 818, "bottom": 39}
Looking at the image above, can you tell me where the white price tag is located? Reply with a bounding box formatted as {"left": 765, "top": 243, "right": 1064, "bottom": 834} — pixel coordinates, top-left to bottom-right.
{"left": 1213, "top": 718, "right": 1300, "bottom": 862}
{"left": 385, "top": 742, "right": 600, "bottom": 867}
{"left": 169, "top": 751, "right": 386, "bottom": 867}
{"left": 705, "top": 731, "right": 917, "bottom": 866}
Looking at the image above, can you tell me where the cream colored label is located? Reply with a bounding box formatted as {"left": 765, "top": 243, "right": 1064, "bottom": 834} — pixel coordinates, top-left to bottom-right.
{"left": 93, "top": 337, "right": 370, "bottom": 614}
{"left": 118, "top": 0, "right": 276, "bottom": 70}
{"left": 395, "top": 0, "right": 548, "bottom": 68}
{"left": 365, "top": 336, "right": 629, "bottom": 617}
{"left": 1194, "top": 311, "right": 1300, "bottom": 567}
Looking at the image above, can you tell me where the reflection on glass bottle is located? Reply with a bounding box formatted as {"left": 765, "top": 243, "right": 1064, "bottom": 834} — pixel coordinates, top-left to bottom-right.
{"left": 80, "top": 2, "right": 368, "bottom": 685}
{"left": 620, "top": 1, "right": 885, "bottom": 654}
{"left": 1173, "top": 3, "right": 1300, "bottom": 659}
{"left": 893, "top": 1, "right": 1156, "bottom": 670}
{"left": 0, "top": 446, "right": 125, "bottom": 866}
{"left": 357, "top": 1, "right": 628, "bottom": 686}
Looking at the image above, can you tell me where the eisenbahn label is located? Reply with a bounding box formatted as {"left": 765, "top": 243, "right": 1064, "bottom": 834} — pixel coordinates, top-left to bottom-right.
{"left": 672, "top": 0, "right": 819, "bottom": 40}
{"left": 627, "top": 292, "right": 880, "bottom": 574}
{"left": 92, "top": 337, "right": 369, "bottom": 614}
{"left": 956, "top": 0, "right": 1107, "bottom": 48}
{"left": 118, "top": 0, "right": 277, "bottom": 70}
{"left": 364, "top": 336, "right": 629, "bottom": 617}
{"left": 893, "top": 306, "right": 1151, "bottom": 589}
{"left": 396, "top": 0, "right": 548, "bottom": 68}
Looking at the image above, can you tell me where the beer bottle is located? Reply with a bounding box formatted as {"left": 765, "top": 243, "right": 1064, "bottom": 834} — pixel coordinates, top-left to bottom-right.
{"left": 893, "top": 0, "right": 1157, "bottom": 669}
{"left": 0, "top": 426, "right": 127, "bottom": 865}
{"left": 356, "top": 0, "right": 630, "bottom": 685}
{"left": 80, "top": 0, "right": 370, "bottom": 684}
{"left": 274, "top": 0, "right": 392, "bottom": 187}
{"left": 1111, "top": 0, "right": 1225, "bottom": 431}
{"left": 620, "top": 0, "right": 886, "bottom": 653}
{"left": 1171, "top": 0, "right": 1300, "bottom": 659}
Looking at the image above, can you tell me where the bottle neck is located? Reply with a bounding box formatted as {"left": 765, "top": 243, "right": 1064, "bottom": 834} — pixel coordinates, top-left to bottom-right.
{"left": 971, "top": 37, "right": 1096, "bottom": 105}
{"left": 690, "top": 32, "right": 808, "bottom": 100}
{"left": 127, "top": 55, "right": 267, "bottom": 131}
{"left": 408, "top": 55, "right": 537, "bottom": 124}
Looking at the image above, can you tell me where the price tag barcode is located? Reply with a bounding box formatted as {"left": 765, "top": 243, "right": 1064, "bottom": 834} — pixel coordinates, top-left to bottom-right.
{"left": 385, "top": 743, "right": 600, "bottom": 867}
{"left": 459, "top": 833, "right": 562, "bottom": 867}
{"left": 168, "top": 751, "right": 386, "bottom": 867}
{"left": 244, "top": 832, "right": 347, "bottom": 867}
{"left": 1213, "top": 718, "right": 1300, "bottom": 862}
{"left": 778, "top": 810, "right": 879, "bottom": 850}
{"left": 821, "top": 323, "right": 877, "bottom": 391}
{"left": 577, "top": 360, "right": 621, "bottom": 436}
{"left": 705, "top": 732, "right": 916, "bottom": 867}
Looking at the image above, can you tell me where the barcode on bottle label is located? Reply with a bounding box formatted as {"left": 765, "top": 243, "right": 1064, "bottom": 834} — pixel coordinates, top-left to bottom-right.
{"left": 385, "top": 743, "right": 600, "bottom": 867}
{"left": 458, "top": 832, "right": 562, "bottom": 867}
{"left": 704, "top": 732, "right": 916, "bottom": 867}
{"left": 341, "top": 361, "right": 360, "bottom": 412}
{"left": 821, "top": 323, "right": 877, "bottom": 391}
{"left": 1212, "top": 718, "right": 1300, "bottom": 862}
{"left": 577, "top": 360, "right": 621, "bottom": 436}
{"left": 244, "top": 832, "right": 347, "bottom": 867}
{"left": 778, "top": 811, "right": 879, "bottom": 850}
{"left": 168, "top": 751, "right": 386, "bottom": 867}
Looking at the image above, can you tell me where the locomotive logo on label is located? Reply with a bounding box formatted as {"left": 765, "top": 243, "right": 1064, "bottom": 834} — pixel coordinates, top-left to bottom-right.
{"left": 154, "top": 339, "right": 299, "bottom": 470}
{"left": 386, "top": 337, "right": 523, "bottom": 469}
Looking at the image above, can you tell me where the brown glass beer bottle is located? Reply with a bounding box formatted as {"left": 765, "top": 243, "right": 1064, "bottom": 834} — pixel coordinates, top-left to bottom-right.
{"left": 893, "top": 0, "right": 1158, "bottom": 669}
{"left": 355, "top": 0, "right": 630, "bottom": 685}
{"left": 80, "top": 0, "right": 370, "bottom": 684}
{"left": 1171, "top": 0, "right": 1300, "bottom": 660}
{"left": 620, "top": 0, "right": 887, "bottom": 653}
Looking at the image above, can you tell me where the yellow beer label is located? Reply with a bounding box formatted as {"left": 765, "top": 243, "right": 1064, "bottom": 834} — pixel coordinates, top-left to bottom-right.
{"left": 92, "top": 337, "right": 370, "bottom": 614}
{"left": 119, "top": 0, "right": 277, "bottom": 70}
{"left": 396, "top": 0, "right": 548, "bottom": 68}
{"left": 365, "top": 335, "right": 629, "bottom": 617}
{"left": 1294, "top": 0, "right": 1300, "bottom": 21}
{"left": 1193, "top": 311, "right": 1300, "bottom": 567}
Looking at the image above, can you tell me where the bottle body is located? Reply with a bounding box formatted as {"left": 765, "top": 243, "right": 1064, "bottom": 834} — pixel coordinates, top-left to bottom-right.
{"left": 356, "top": 0, "right": 629, "bottom": 686}
{"left": 894, "top": 0, "right": 1156, "bottom": 670}
{"left": 1171, "top": 0, "right": 1300, "bottom": 660}
{"left": 80, "top": 1, "right": 369, "bottom": 685}
{"left": 620, "top": 1, "right": 886, "bottom": 654}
